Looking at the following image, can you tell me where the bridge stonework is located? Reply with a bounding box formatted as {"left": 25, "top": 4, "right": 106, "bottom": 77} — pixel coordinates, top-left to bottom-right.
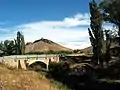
{"left": 0, "top": 55, "right": 60, "bottom": 70}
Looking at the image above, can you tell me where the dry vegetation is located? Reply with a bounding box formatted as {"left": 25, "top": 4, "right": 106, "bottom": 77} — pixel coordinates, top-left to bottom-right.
{"left": 0, "top": 64, "right": 58, "bottom": 90}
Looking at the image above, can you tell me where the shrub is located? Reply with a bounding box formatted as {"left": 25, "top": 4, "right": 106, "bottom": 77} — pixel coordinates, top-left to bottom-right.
{"left": 48, "top": 62, "right": 70, "bottom": 79}
{"left": 25, "top": 50, "right": 73, "bottom": 55}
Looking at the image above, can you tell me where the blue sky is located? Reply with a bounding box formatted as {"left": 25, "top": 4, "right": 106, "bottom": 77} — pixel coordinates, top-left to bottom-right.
{"left": 0, "top": 0, "right": 104, "bottom": 49}
{"left": 0, "top": 0, "right": 89, "bottom": 25}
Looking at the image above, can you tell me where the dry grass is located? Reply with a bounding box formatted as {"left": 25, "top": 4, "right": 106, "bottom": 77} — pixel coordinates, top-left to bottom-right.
{"left": 0, "top": 64, "right": 58, "bottom": 90}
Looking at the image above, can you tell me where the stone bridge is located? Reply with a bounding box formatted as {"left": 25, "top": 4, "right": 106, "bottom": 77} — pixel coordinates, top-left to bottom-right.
{"left": 0, "top": 55, "right": 60, "bottom": 70}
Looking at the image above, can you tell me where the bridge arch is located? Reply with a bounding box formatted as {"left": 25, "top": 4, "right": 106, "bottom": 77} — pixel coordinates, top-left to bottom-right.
{"left": 29, "top": 61, "right": 47, "bottom": 70}
{"left": 27, "top": 59, "right": 49, "bottom": 70}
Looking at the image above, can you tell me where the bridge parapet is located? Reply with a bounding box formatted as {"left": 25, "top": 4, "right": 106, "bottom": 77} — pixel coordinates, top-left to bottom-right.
{"left": 0, "top": 54, "right": 60, "bottom": 70}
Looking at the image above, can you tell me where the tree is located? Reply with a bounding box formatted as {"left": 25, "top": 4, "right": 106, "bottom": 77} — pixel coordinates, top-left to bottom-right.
{"left": 100, "top": 0, "right": 120, "bottom": 44}
{"left": 88, "top": 0, "right": 105, "bottom": 67}
{"left": 100, "top": 0, "right": 120, "bottom": 29}
{"left": 21, "top": 34, "right": 25, "bottom": 55}
{"left": 15, "top": 31, "right": 25, "bottom": 55}
{"left": 104, "top": 30, "right": 112, "bottom": 66}
{"left": 0, "top": 31, "right": 25, "bottom": 56}
{"left": 0, "top": 40, "right": 15, "bottom": 56}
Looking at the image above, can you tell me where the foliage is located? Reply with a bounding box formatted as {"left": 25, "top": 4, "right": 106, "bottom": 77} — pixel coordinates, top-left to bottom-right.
{"left": 99, "top": 0, "right": 120, "bottom": 27}
{"left": 99, "top": 0, "right": 120, "bottom": 58}
{"left": 0, "top": 40, "right": 15, "bottom": 56}
{"left": 73, "top": 49, "right": 83, "bottom": 53}
{"left": 88, "top": 0, "right": 106, "bottom": 67}
{"left": 104, "top": 30, "right": 112, "bottom": 65}
{"left": 100, "top": 0, "right": 120, "bottom": 43}
{"left": 25, "top": 50, "right": 73, "bottom": 55}
{"left": 48, "top": 62, "right": 70, "bottom": 79}
{"left": 50, "top": 79, "right": 70, "bottom": 90}
{"left": 15, "top": 31, "right": 25, "bottom": 55}
{"left": 0, "top": 31, "right": 25, "bottom": 56}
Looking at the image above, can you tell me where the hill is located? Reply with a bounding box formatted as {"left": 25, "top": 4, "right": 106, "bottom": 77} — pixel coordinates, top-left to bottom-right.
{"left": 0, "top": 64, "right": 58, "bottom": 90}
{"left": 81, "top": 46, "right": 92, "bottom": 54}
{"left": 81, "top": 39, "right": 119, "bottom": 55}
{"left": 25, "top": 38, "right": 72, "bottom": 53}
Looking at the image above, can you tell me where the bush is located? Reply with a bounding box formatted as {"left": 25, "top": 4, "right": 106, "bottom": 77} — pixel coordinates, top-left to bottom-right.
{"left": 48, "top": 62, "right": 70, "bottom": 79}
{"left": 25, "top": 50, "right": 73, "bottom": 55}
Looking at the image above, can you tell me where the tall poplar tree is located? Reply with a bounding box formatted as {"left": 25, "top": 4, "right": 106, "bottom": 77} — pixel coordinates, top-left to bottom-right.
{"left": 15, "top": 31, "right": 25, "bottom": 55}
{"left": 88, "top": 0, "right": 105, "bottom": 67}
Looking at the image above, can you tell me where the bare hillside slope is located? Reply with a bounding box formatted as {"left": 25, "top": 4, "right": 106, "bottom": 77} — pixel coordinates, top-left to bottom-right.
{"left": 25, "top": 38, "right": 72, "bottom": 53}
